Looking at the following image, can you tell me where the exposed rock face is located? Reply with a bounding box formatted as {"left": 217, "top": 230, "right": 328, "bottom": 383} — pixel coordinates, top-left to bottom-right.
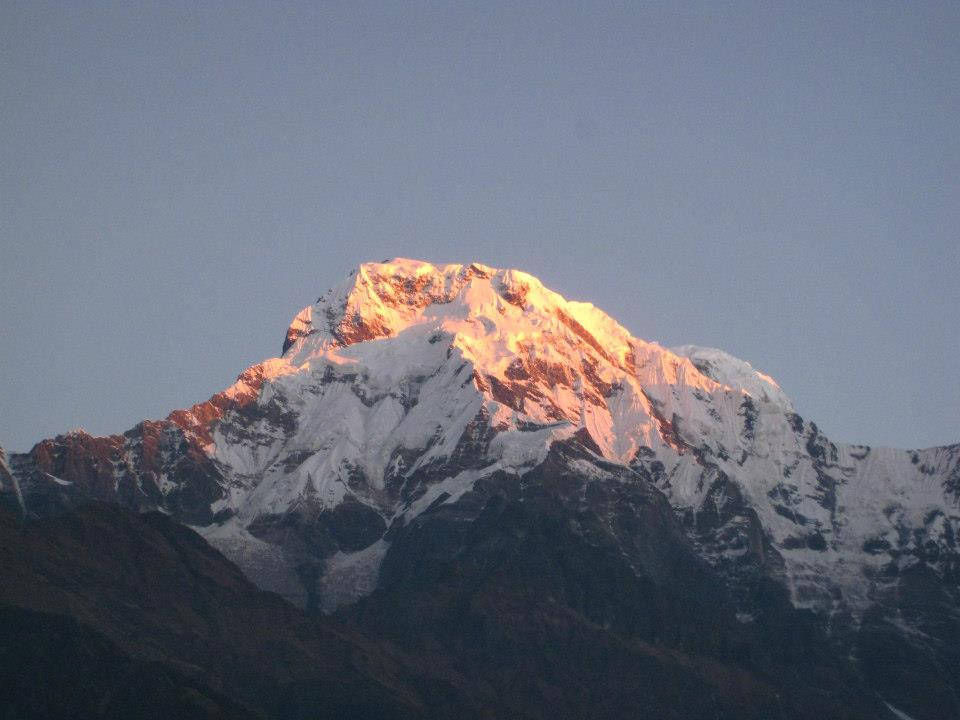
{"left": 5, "top": 258, "right": 959, "bottom": 718}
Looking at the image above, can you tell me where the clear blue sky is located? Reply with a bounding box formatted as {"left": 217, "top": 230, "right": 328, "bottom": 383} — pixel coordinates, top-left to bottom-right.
{"left": 2, "top": 1, "right": 958, "bottom": 451}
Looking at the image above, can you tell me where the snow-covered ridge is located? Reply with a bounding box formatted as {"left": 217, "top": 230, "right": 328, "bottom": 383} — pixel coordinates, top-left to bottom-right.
{"left": 280, "top": 258, "right": 778, "bottom": 404}
{"left": 671, "top": 345, "right": 794, "bottom": 412}
{"left": 11, "top": 258, "right": 958, "bottom": 620}
{"left": 282, "top": 259, "right": 630, "bottom": 352}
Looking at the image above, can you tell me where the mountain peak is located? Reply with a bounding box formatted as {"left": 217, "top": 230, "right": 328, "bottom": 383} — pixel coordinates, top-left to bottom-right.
{"left": 282, "top": 259, "right": 563, "bottom": 354}
{"left": 272, "top": 261, "right": 795, "bottom": 470}
{"left": 279, "top": 260, "right": 792, "bottom": 408}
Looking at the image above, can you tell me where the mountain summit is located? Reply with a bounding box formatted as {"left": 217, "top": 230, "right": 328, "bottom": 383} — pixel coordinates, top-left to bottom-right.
{"left": 5, "top": 259, "right": 959, "bottom": 718}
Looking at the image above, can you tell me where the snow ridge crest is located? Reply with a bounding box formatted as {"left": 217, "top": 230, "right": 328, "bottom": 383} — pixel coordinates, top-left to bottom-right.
{"left": 279, "top": 259, "right": 786, "bottom": 412}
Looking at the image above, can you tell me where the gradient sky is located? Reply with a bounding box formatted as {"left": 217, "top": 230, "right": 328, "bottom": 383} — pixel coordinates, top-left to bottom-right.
{"left": 2, "top": 1, "right": 958, "bottom": 452}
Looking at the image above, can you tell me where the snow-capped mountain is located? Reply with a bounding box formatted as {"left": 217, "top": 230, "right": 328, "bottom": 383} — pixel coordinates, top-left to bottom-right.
{"left": 6, "top": 259, "right": 959, "bottom": 718}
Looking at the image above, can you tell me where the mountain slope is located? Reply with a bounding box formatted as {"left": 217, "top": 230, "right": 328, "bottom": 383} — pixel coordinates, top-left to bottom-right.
{"left": 5, "top": 258, "right": 958, "bottom": 718}
{"left": 0, "top": 482, "right": 884, "bottom": 719}
{"left": 0, "top": 502, "right": 481, "bottom": 719}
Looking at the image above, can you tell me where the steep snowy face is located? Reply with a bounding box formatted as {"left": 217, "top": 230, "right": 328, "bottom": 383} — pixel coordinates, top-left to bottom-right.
{"left": 278, "top": 259, "right": 793, "bottom": 459}
{"left": 215, "top": 259, "right": 781, "bottom": 519}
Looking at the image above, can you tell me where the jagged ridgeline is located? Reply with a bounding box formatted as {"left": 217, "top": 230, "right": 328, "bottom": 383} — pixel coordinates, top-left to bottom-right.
{"left": 4, "top": 259, "right": 959, "bottom": 720}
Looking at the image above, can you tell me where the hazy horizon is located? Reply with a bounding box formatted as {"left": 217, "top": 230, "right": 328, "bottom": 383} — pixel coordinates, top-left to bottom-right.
{"left": 2, "top": 1, "right": 958, "bottom": 452}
